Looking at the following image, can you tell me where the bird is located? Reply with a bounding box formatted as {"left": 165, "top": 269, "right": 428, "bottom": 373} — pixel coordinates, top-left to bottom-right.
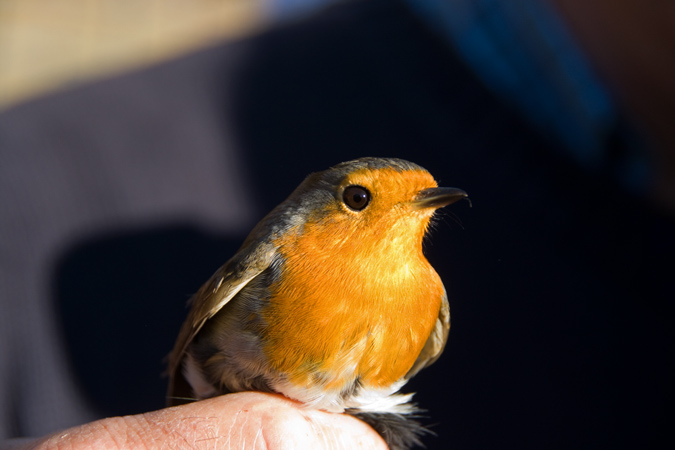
{"left": 167, "top": 157, "right": 468, "bottom": 449}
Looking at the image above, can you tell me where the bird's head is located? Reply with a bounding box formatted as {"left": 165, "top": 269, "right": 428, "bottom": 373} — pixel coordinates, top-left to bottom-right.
{"left": 250, "top": 157, "right": 468, "bottom": 270}
{"left": 279, "top": 157, "right": 466, "bottom": 246}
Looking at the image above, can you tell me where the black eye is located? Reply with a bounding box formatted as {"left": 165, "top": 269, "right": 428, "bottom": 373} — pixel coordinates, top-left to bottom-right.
{"left": 342, "top": 185, "right": 371, "bottom": 211}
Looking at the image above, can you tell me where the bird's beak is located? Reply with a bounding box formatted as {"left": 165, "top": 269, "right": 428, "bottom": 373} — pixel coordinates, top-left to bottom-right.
{"left": 413, "top": 187, "right": 470, "bottom": 209}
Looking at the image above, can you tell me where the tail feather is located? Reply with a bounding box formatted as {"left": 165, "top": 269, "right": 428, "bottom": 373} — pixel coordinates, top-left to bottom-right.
{"left": 347, "top": 408, "right": 432, "bottom": 450}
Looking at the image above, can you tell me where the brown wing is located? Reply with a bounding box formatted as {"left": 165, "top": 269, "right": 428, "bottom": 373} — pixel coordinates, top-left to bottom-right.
{"left": 405, "top": 289, "right": 450, "bottom": 380}
{"left": 166, "top": 241, "right": 276, "bottom": 405}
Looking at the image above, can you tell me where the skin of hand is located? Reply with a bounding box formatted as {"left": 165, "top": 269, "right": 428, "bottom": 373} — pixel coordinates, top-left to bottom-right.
{"left": 11, "top": 392, "right": 387, "bottom": 450}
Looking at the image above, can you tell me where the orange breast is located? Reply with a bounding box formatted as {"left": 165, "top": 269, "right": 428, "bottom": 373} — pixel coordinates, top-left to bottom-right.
{"left": 261, "top": 208, "right": 445, "bottom": 391}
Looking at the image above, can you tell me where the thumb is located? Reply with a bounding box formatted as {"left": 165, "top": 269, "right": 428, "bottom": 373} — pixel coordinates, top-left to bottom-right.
{"left": 29, "top": 392, "right": 387, "bottom": 450}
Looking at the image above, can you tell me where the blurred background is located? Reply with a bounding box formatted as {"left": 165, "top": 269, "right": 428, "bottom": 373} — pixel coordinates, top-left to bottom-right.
{"left": 0, "top": 0, "right": 266, "bottom": 109}
{"left": 0, "top": 1, "right": 672, "bottom": 449}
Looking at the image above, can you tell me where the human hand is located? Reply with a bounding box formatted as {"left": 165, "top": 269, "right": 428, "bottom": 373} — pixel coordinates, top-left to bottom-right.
{"left": 11, "top": 392, "right": 387, "bottom": 450}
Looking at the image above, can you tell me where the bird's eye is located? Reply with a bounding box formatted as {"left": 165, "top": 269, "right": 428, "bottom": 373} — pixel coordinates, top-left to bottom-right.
{"left": 342, "top": 185, "right": 371, "bottom": 211}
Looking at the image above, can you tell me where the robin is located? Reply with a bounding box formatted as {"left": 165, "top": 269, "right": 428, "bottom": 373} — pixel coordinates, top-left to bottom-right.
{"left": 167, "top": 157, "right": 468, "bottom": 449}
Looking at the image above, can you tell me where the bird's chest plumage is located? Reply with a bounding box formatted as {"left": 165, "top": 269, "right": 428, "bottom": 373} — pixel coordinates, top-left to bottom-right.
{"left": 261, "top": 222, "right": 445, "bottom": 395}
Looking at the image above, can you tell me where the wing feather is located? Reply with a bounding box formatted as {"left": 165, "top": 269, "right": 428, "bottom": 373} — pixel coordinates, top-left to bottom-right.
{"left": 405, "top": 290, "right": 450, "bottom": 380}
{"left": 166, "top": 241, "right": 276, "bottom": 404}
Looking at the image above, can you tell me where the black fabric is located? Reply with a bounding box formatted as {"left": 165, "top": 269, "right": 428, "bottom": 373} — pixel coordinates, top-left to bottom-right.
{"left": 1, "top": 0, "right": 672, "bottom": 447}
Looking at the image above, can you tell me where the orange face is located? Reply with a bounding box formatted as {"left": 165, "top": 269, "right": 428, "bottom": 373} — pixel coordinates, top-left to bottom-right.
{"left": 262, "top": 167, "right": 446, "bottom": 391}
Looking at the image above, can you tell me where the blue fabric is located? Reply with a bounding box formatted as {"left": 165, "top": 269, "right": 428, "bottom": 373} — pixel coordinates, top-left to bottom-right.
{"left": 266, "top": 0, "right": 339, "bottom": 18}
{"left": 266, "top": 0, "right": 649, "bottom": 191}
{"left": 405, "top": 0, "right": 648, "bottom": 191}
